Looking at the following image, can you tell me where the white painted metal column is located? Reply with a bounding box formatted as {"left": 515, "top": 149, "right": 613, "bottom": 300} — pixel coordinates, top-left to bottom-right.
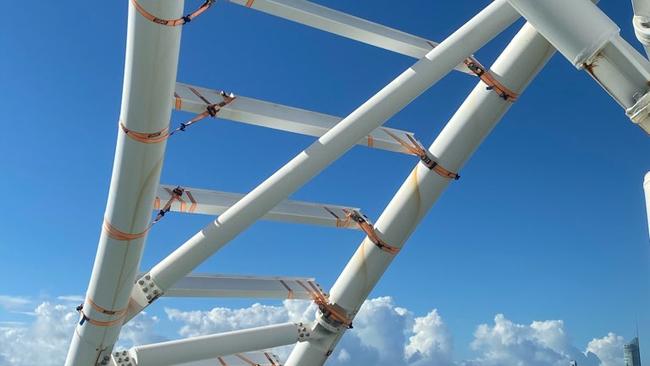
{"left": 506, "top": 0, "right": 650, "bottom": 134}
{"left": 643, "top": 172, "right": 650, "bottom": 237}
{"left": 285, "top": 22, "right": 557, "bottom": 366}
{"left": 65, "top": 0, "right": 183, "bottom": 364}
{"left": 126, "top": 0, "right": 520, "bottom": 320}
{"left": 111, "top": 323, "right": 308, "bottom": 366}
{"left": 632, "top": 0, "right": 650, "bottom": 57}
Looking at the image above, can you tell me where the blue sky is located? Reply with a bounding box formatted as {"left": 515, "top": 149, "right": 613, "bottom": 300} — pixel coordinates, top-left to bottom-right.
{"left": 1, "top": 0, "right": 649, "bottom": 364}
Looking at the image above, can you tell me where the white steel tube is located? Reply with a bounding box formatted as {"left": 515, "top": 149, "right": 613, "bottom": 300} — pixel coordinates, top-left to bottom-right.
{"left": 115, "top": 323, "right": 304, "bottom": 366}
{"left": 505, "top": 0, "right": 618, "bottom": 67}
{"left": 506, "top": 0, "right": 650, "bottom": 134}
{"left": 643, "top": 172, "right": 650, "bottom": 239}
{"left": 285, "top": 22, "right": 556, "bottom": 366}
{"left": 632, "top": 0, "right": 650, "bottom": 58}
{"left": 65, "top": 1, "right": 183, "bottom": 365}
{"left": 127, "top": 0, "right": 520, "bottom": 318}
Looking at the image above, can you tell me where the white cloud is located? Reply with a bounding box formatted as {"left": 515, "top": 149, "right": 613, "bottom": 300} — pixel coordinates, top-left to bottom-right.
{"left": 56, "top": 295, "right": 85, "bottom": 303}
{"left": 406, "top": 309, "right": 454, "bottom": 365}
{"left": 0, "top": 302, "right": 77, "bottom": 366}
{"left": 0, "top": 296, "right": 627, "bottom": 366}
{"left": 165, "top": 297, "right": 453, "bottom": 366}
{"left": 0, "top": 301, "right": 163, "bottom": 366}
{"left": 463, "top": 314, "right": 602, "bottom": 366}
{"left": 0, "top": 296, "right": 31, "bottom": 311}
{"left": 587, "top": 333, "right": 626, "bottom": 366}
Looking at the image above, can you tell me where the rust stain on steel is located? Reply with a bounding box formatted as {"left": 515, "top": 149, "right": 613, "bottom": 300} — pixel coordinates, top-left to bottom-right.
{"left": 582, "top": 53, "right": 603, "bottom": 81}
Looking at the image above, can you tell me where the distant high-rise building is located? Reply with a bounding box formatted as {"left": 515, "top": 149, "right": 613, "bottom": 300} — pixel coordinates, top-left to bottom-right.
{"left": 624, "top": 337, "right": 642, "bottom": 366}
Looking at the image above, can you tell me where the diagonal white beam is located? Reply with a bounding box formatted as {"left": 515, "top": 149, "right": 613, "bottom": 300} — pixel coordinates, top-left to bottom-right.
{"left": 162, "top": 273, "right": 321, "bottom": 300}
{"left": 156, "top": 184, "right": 361, "bottom": 229}
{"left": 111, "top": 323, "right": 308, "bottom": 366}
{"left": 228, "top": 0, "right": 473, "bottom": 74}
{"left": 65, "top": 0, "right": 184, "bottom": 364}
{"left": 126, "top": 0, "right": 520, "bottom": 322}
{"left": 285, "top": 22, "right": 557, "bottom": 366}
{"left": 174, "top": 82, "right": 418, "bottom": 154}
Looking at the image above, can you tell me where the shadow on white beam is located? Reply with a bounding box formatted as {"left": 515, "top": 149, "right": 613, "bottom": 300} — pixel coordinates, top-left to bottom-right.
{"left": 111, "top": 323, "right": 308, "bottom": 366}
{"left": 162, "top": 273, "right": 322, "bottom": 300}
{"left": 156, "top": 184, "right": 361, "bottom": 230}
{"left": 171, "top": 351, "right": 282, "bottom": 366}
{"left": 174, "top": 82, "right": 418, "bottom": 154}
{"left": 228, "top": 0, "right": 472, "bottom": 74}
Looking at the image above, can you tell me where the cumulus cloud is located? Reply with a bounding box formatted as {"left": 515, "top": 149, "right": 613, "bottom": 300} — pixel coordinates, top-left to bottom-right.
{"left": 165, "top": 297, "right": 450, "bottom": 366}
{"left": 463, "top": 314, "right": 603, "bottom": 366}
{"left": 0, "top": 296, "right": 627, "bottom": 366}
{"left": 0, "top": 301, "right": 163, "bottom": 366}
{"left": 587, "top": 333, "right": 626, "bottom": 366}
{"left": 405, "top": 309, "right": 454, "bottom": 365}
{"left": 0, "top": 302, "right": 77, "bottom": 365}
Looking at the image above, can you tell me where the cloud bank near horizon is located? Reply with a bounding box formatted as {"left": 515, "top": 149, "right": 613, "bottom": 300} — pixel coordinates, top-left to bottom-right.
{"left": 0, "top": 295, "right": 625, "bottom": 366}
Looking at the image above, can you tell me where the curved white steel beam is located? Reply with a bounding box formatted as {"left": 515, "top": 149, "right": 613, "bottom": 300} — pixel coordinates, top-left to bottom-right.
{"left": 64, "top": 1, "right": 184, "bottom": 364}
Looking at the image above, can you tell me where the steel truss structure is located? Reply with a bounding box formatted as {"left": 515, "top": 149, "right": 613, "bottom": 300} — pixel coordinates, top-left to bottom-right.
{"left": 65, "top": 0, "right": 650, "bottom": 365}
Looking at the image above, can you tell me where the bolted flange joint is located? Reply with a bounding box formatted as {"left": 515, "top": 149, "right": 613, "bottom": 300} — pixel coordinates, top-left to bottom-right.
{"left": 626, "top": 91, "right": 650, "bottom": 134}
{"left": 315, "top": 302, "right": 352, "bottom": 333}
{"left": 296, "top": 322, "right": 311, "bottom": 342}
{"left": 136, "top": 273, "right": 164, "bottom": 304}
{"left": 111, "top": 350, "right": 135, "bottom": 366}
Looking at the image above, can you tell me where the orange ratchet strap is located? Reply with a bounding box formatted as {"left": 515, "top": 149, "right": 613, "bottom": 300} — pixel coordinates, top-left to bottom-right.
{"left": 153, "top": 186, "right": 185, "bottom": 223}
{"left": 121, "top": 90, "right": 235, "bottom": 143}
{"left": 342, "top": 209, "right": 400, "bottom": 255}
{"left": 131, "top": 0, "right": 216, "bottom": 27}
{"left": 120, "top": 122, "right": 169, "bottom": 144}
{"left": 382, "top": 129, "right": 460, "bottom": 180}
{"left": 76, "top": 299, "right": 127, "bottom": 327}
{"left": 322, "top": 206, "right": 357, "bottom": 229}
{"left": 296, "top": 280, "right": 353, "bottom": 329}
{"left": 464, "top": 57, "right": 519, "bottom": 102}
{"left": 169, "top": 89, "right": 236, "bottom": 136}
{"left": 103, "top": 186, "right": 186, "bottom": 241}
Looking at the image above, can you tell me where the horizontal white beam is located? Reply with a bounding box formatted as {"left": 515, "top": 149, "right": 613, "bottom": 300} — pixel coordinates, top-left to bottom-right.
{"left": 163, "top": 273, "right": 321, "bottom": 300}
{"left": 112, "top": 323, "right": 307, "bottom": 366}
{"left": 174, "top": 82, "right": 418, "bottom": 154}
{"left": 228, "top": 0, "right": 473, "bottom": 74}
{"left": 156, "top": 184, "right": 360, "bottom": 229}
